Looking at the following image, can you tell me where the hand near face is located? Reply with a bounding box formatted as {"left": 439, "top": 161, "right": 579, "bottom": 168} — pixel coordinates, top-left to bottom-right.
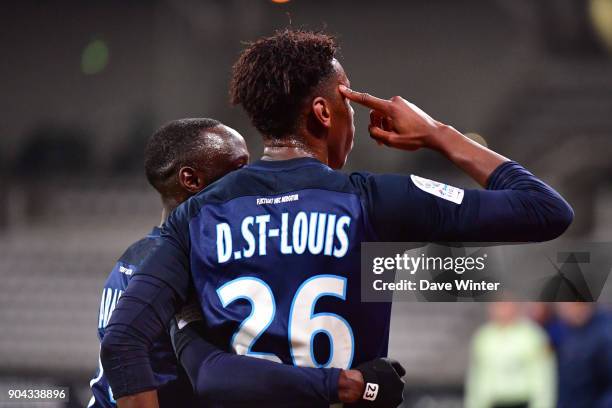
{"left": 339, "top": 85, "right": 442, "bottom": 151}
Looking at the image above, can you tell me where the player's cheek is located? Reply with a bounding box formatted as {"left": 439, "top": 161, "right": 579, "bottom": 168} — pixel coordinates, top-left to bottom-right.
{"left": 346, "top": 122, "right": 355, "bottom": 154}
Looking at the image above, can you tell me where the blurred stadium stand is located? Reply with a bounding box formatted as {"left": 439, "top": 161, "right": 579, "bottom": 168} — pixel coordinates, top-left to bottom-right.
{"left": 1, "top": 0, "right": 611, "bottom": 406}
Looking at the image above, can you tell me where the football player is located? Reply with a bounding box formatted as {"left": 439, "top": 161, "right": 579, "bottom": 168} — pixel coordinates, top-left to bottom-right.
{"left": 91, "top": 118, "right": 395, "bottom": 408}
{"left": 101, "top": 30, "right": 572, "bottom": 408}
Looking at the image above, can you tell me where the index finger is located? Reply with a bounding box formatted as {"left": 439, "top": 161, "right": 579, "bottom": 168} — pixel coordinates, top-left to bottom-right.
{"left": 339, "top": 85, "right": 391, "bottom": 112}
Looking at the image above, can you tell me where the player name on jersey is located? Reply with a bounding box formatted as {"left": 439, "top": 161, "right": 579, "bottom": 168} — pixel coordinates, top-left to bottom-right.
{"left": 216, "top": 211, "right": 351, "bottom": 263}
{"left": 98, "top": 287, "right": 123, "bottom": 330}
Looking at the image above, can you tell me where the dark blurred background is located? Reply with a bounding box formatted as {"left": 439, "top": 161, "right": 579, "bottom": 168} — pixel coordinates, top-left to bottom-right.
{"left": 1, "top": 0, "right": 611, "bottom": 406}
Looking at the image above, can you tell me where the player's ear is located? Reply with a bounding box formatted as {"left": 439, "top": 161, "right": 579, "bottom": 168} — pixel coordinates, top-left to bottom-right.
{"left": 312, "top": 96, "right": 332, "bottom": 129}
{"left": 178, "top": 166, "right": 207, "bottom": 194}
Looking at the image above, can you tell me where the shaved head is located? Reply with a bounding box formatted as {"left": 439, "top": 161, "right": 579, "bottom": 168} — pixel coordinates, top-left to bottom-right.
{"left": 144, "top": 118, "right": 249, "bottom": 203}
{"left": 197, "top": 124, "right": 249, "bottom": 185}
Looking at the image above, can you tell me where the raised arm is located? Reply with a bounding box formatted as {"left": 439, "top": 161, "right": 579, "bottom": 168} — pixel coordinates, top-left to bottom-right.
{"left": 339, "top": 85, "right": 507, "bottom": 187}
{"left": 341, "top": 85, "right": 573, "bottom": 242}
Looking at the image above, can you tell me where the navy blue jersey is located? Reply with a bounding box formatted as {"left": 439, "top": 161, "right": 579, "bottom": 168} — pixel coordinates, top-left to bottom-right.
{"left": 142, "top": 158, "right": 573, "bottom": 371}
{"left": 196, "top": 176, "right": 384, "bottom": 368}
{"left": 557, "top": 311, "right": 612, "bottom": 408}
{"left": 101, "top": 159, "right": 572, "bottom": 398}
{"left": 169, "top": 159, "right": 387, "bottom": 369}
{"left": 88, "top": 227, "right": 195, "bottom": 408}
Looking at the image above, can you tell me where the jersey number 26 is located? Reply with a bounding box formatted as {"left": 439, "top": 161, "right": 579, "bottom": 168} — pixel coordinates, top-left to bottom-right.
{"left": 216, "top": 274, "right": 354, "bottom": 369}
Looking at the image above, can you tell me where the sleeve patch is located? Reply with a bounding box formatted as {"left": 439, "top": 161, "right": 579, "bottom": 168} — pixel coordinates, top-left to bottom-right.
{"left": 410, "top": 174, "right": 464, "bottom": 204}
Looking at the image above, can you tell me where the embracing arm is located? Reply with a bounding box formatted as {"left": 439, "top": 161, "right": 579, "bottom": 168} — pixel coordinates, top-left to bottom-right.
{"left": 100, "top": 273, "right": 181, "bottom": 408}
{"left": 171, "top": 316, "right": 405, "bottom": 408}
{"left": 100, "top": 206, "right": 194, "bottom": 408}
{"left": 101, "top": 272, "right": 355, "bottom": 408}
{"left": 99, "top": 211, "right": 359, "bottom": 408}
{"left": 172, "top": 319, "right": 359, "bottom": 407}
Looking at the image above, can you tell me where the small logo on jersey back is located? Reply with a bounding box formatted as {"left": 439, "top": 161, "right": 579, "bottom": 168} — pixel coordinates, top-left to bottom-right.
{"left": 256, "top": 193, "right": 299, "bottom": 205}
{"left": 363, "top": 382, "right": 379, "bottom": 401}
{"left": 119, "top": 265, "right": 133, "bottom": 275}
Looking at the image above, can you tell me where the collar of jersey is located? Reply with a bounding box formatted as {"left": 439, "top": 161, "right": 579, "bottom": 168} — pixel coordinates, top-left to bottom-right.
{"left": 246, "top": 157, "right": 329, "bottom": 171}
{"left": 148, "top": 226, "right": 162, "bottom": 238}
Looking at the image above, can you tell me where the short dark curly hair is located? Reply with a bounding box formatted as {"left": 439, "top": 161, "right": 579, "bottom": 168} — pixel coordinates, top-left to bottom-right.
{"left": 230, "top": 29, "right": 338, "bottom": 139}
{"left": 144, "top": 118, "right": 220, "bottom": 195}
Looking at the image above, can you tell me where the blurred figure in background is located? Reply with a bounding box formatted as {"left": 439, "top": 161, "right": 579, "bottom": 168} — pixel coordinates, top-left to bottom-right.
{"left": 528, "top": 303, "right": 567, "bottom": 351}
{"left": 556, "top": 303, "right": 612, "bottom": 408}
{"left": 465, "top": 302, "right": 556, "bottom": 408}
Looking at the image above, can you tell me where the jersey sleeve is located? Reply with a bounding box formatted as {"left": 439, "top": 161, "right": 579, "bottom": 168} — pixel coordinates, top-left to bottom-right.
{"left": 178, "top": 331, "right": 341, "bottom": 407}
{"left": 89, "top": 262, "right": 131, "bottom": 407}
{"left": 100, "top": 205, "right": 193, "bottom": 399}
{"left": 135, "top": 204, "right": 193, "bottom": 299}
{"left": 100, "top": 274, "right": 181, "bottom": 399}
{"left": 352, "top": 161, "right": 573, "bottom": 242}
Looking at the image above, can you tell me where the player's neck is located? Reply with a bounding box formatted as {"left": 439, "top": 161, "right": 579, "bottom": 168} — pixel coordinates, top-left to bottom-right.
{"left": 261, "top": 134, "right": 328, "bottom": 165}
{"left": 159, "top": 197, "right": 180, "bottom": 226}
{"left": 159, "top": 208, "right": 168, "bottom": 226}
